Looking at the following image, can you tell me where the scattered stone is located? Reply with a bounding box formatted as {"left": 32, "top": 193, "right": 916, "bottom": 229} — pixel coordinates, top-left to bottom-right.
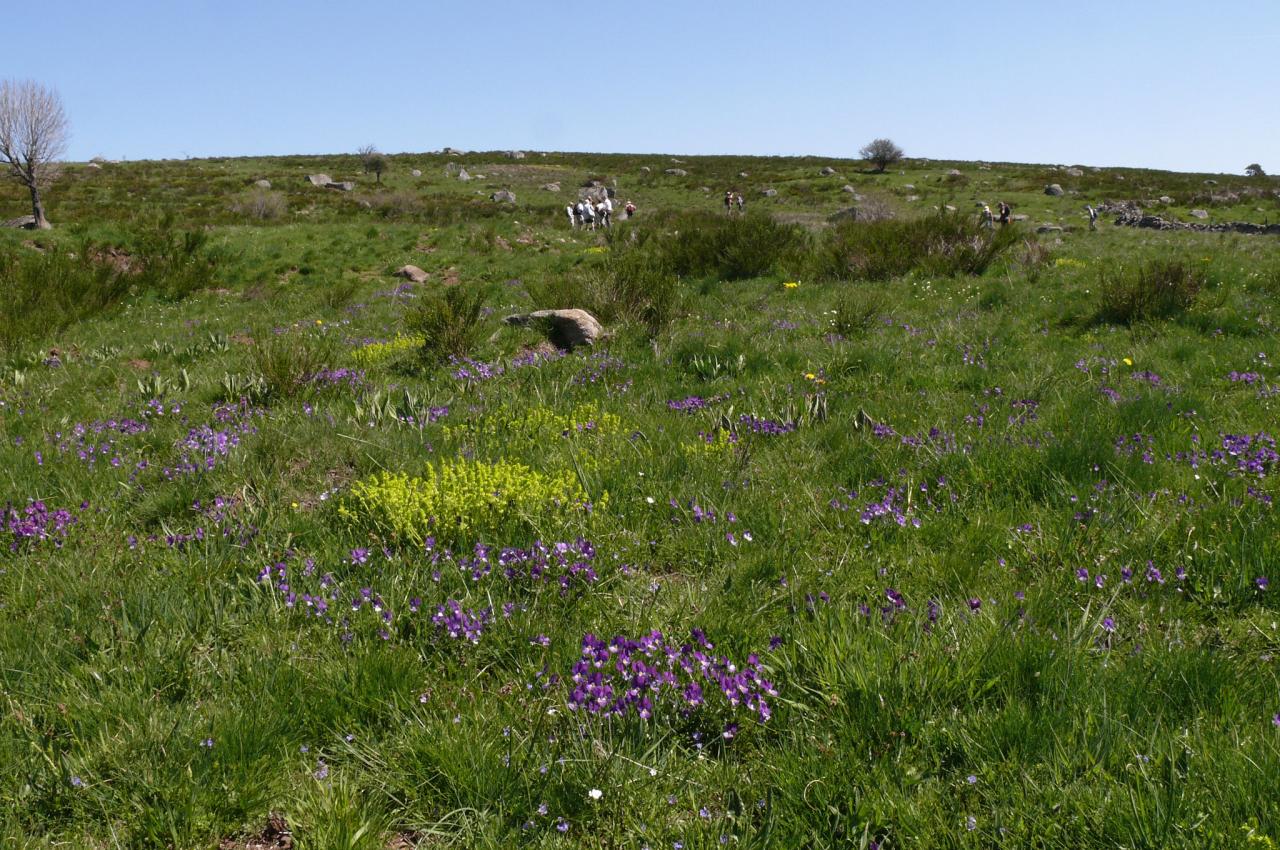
{"left": 394, "top": 265, "right": 428, "bottom": 283}
{"left": 490, "top": 190, "right": 517, "bottom": 203}
{"left": 1010, "top": 214, "right": 1029, "bottom": 222}
{"left": 1044, "top": 184, "right": 1065, "bottom": 196}
{"left": 1203, "top": 179, "right": 1218, "bottom": 185}
{"left": 254, "top": 179, "right": 271, "bottom": 189}
{"left": 506, "top": 150, "right": 526, "bottom": 159}
{"left": 664, "top": 168, "right": 687, "bottom": 176}
{"left": 541, "top": 182, "right": 561, "bottom": 192}
{"left": 1115, "top": 175, "right": 1125, "bottom": 181}
{"left": 457, "top": 168, "right": 472, "bottom": 182}
{"left": 944, "top": 204, "right": 957, "bottom": 212}
{"left": 905, "top": 195, "right": 920, "bottom": 202}
{"left": 3, "top": 215, "right": 37, "bottom": 229}
{"left": 640, "top": 166, "right": 651, "bottom": 173}
{"left": 1036, "top": 224, "right": 1063, "bottom": 233}
{"left": 504, "top": 308, "right": 602, "bottom": 350}
{"left": 306, "top": 174, "right": 332, "bottom": 187}
{"left": 1189, "top": 209, "right": 1209, "bottom": 219}
{"left": 902, "top": 184, "right": 915, "bottom": 190}
{"left": 947, "top": 169, "right": 962, "bottom": 177}
{"left": 86, "top": 162, "right": 101, "bottom": 170}
{"left": 820, "top": 166, "right": 836, "bottom": 176}
{"left": 1158, "top": 196, "right": 1173, "bottom": 204}
{"left": 325, "top": 181, "right": 354, "bottom": 191}
{"left": 1064, "top": 167, "right": 1084, "bottom": 177}
{"left": 760, "top": 188, "right": 778, "bottom": 197}
{"left": 738, "top": 171, "right": 749, "bottom": 178}
{"left": 699, "top": 186, "right": 710, "bottom": 193}
{"left": 411, "top": 169, "right": 422, "bottom": 177}
{"left": 842, "top": 185, "right": 857, "bottom": 193}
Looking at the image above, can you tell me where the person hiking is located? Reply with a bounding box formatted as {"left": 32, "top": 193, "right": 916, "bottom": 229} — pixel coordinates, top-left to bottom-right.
{"left": 1086, "top": 205, "right": 1098, "bottom": 231}
{"left": 998, "top": 201, "right": 1011, "bottom": 226}
{"left": 736, "top": 193, "right": 745, "bottom": 213}
{"left": 624, "top": 200, "right": 636, "bottom": 219}
{"left": 725, "top": 190, "right": 734, "bottom": 215}
{"left": 566, "top": 203, "right": 577, "bottom": 229}
{"left": 600, "top": 195, "right": 613, "bottom": 228}
{"left": 581, "top": 198, "right": 596, "bottom": 231}
{"left": 981, "top": 204, "right": 995, "bottom": 229}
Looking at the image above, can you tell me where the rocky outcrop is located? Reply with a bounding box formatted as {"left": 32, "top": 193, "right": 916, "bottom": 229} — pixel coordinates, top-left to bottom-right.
{"left": 503, "top": 308, "right": 602, "bottom": 350}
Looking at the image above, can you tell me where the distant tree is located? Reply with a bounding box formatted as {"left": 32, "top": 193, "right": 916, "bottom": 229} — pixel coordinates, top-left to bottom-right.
{"left": 358, "top": 144, "right": 388, "bottom": 184}
{"left": 859, "top": 138, "right": 904, "bottom": 173}
{"left": 0, "top": 79, "right": 69, "bottom": 229}
{"left": 1245, "top": 163, "right": 1266, "bottom": 178}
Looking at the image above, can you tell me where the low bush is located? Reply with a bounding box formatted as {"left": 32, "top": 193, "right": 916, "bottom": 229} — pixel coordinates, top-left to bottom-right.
{"left": 249, "top": 330, "right": 335, "bottom": 399}
{"left": 405, "top": 285, "right": 488, "bottom": 364}
{"left": 830, "top": 287, "right": 885, "bottom": 336}
{"left": 229, "top": 189, "right": 288, "bottom": 221}
{"left": 1094, "top": 259, "right": 1206, "bottom": 325}
{"left": 0, "top": 248, "right": 131, "bottom": 354}
{"left": 660, "top": 212, "right": 809, "bottom": 281}
{"left": 811, "top": 210, "right": 1021, "bottom": 282}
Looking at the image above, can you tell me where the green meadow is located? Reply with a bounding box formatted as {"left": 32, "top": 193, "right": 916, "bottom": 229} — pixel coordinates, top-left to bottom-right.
{"left": 2, "top": 150, "right": 1279, "bottom": 849}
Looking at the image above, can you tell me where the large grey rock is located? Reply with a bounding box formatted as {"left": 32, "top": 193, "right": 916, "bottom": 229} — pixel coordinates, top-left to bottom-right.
{"left": 1036, "top": 224, "right": 1063, "bottom": 233}
{"left": 820, "top": 166, "right": 836, "bottom": 176}
{"left": 541, "top": 182, "right": 561, "bottom": 192}
{"left": 491, "top": 190, "right": 516, "bottom": 203}
{"left": 842, "top": 184, "right": 857, "bottom": 193}
{"left": 326, "top": 181, "right": 354, "bottom": 191}
{"left": 306, "top": 174, "right": 332, "bottom": 187}
{"left": 760, "top": 188, "right": 778, "bottom": 197}
{"left": 411, "top": 169, "right": 422, "bottom": 177}
{"left": 946, "top": 169, "right": 963, "bottom": 177}
{"left": 1189, "top": 209, "right": 1210, "bottom": 219}
{"left": 506, "top": 150, "right": 526, "bottom": 159}
{"left": 394, "top": 265, "right": 428, "bottom": 283}
{"left": 254, "top": 179, "right": 272, "bottom": 189}
{"left": 504, "top": 308, "right": 602, "bottom": 350}
{"left": 457, "top": 168, "right": 472, "bottom": 182}
{"left": 1064, "top": 167, "right": 1084, "bottom": 177}
{"left": 1158, "top": 196, "right": 1173, "bottom": 204}
{"left": 664, "top": 168, "right": 687, "bottom": 176}
{"left": 1044, "top": 184, "right": 1065, "bottom": 196}
{"left": 3, "top": 215, "right": 37, "bottom": 229}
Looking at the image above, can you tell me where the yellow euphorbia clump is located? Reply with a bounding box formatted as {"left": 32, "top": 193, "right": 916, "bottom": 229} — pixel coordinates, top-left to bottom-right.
{"left": 340, "top": 458, "right": 603, "bottom": 543}
{"left": 350, "top": 334, "right": 424, "bottom": 369}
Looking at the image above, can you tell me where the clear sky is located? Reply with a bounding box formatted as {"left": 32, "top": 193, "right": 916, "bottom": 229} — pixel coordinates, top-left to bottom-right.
{"left": 7, "top": 0, "right": 1279, "bottom": 173}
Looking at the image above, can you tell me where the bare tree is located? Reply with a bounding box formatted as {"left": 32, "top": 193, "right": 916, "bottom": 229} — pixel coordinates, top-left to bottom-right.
{"left": 859, "top": 138, "right": 904, "bottom": 173}
{"left": 0, "top": 80, "right": 69, "bottom": 229}
{"left": 358, "top": 144, "right": 388, "bottom": 184}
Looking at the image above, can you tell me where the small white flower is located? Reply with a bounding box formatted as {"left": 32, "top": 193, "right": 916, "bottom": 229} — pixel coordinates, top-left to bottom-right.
{"left": 649, "top": 768, "right": 657, "bottom": 777}
{"left": 588, "top": 788, "right": 603, "bottom": 801}
{"left": 646, "top": 497, "right": 655, "bottom": 504}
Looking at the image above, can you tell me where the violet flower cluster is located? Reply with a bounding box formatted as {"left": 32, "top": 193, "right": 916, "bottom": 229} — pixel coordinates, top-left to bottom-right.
{"left": 567, "top": 629, "right": 777, "bottom": 729}
{"left": 4, "top": 500, "right": 79, "bottom": 551}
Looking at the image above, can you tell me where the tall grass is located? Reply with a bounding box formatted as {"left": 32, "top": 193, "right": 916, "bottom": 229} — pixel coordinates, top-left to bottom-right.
{"left": 0, "top": 248, "right": 131, "bottom": 354}
{"left": 406, "top": 285, "right": 489, "bottom": 363}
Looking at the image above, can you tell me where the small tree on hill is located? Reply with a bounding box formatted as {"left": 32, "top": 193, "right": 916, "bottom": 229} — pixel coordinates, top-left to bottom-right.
{"left": 859, "top": 138, "right": 904, "bottom": 173}
{"left": 0, "top": 79, "right": 69, "bottom": 229}
{"left": 1245, "top": 163, "right": 1266, "bottom": 177}
{"left": 358, "top": 144, "right": 388, "bottom": 184}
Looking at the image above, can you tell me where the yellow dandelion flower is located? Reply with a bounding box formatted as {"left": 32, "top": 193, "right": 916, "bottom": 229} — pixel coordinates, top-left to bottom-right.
{"left": 1122, "top": 357, "right": 1133, "bottom": 366}
{"left": 783, "top": 281, "right": 800, "bottom": 289}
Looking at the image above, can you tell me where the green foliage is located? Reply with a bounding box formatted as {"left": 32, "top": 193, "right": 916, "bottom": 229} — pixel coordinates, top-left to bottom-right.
{"left": 830, "top": 286, "right": 885, "bottom": 336}
{"left": 812, "top": 210, "right": 1021, "bottom": 281}
{"left": 405, "top": 285, "right": 487, "bottom": 364}
{"left": 1094, "top": 259, "right": 1207, "bottom": 325}
{"left": 249, "top": 330, "right": 334, "bottom": 399}
{"left": 340, "top": 458, "right": 601, "bottom": 544}
{"left": 658, "top": 212, "right": 810, "bottom": 281}
{"left": 0, "top": 246, "right": 130, "bottom": 354}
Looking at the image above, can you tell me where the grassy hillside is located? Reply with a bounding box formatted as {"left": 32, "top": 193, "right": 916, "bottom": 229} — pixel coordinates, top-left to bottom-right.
{"left": 1, "top": 150, "right": 1279, "bottom": 849}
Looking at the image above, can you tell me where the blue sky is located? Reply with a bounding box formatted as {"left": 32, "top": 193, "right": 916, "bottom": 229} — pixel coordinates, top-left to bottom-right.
{"left": 7, "top": 0, "right": 1279, "bottom": 173}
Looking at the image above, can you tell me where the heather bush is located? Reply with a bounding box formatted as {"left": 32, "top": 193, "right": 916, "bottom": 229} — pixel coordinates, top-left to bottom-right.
{"left": 810, "top": 210, "right": 1021, "bottom": 281}
{"left": 229, "top": 188, "right": 287, "bottom": 221}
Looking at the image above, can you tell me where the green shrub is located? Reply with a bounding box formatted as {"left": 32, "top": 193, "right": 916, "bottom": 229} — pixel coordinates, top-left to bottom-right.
{"left": 0, "top": 247, "right": 131, "bottom": 354}
{"left": 127, "top": 214, "right": 220, "bottom": 300}
{"left": 831, "top": 287, "right": 885, "bottom": 336}
{"left": 811, "top": 210, "right": 1021, "bottom": 282}
{"left": 660, "top": 212, "right": 809, "bottom": 281}
{"left": 249, "top": 330, "right": 334, "bottom": 399}
{"left": 229, "top": 189, "right": 288, "bottom": 221}
{"left": 1094, "top": 260, "right": 1206, "bottom": 325}
{"left": 405, "top": 285, "right": 488, "bottom": 364}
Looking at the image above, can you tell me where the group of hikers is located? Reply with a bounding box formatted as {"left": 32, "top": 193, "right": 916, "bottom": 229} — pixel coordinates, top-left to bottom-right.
{"left": 723, "top": 191, "right": 746, "bottom": 214}
{"left": 566, "top": 196, "right": 636, "bottom": 230}
{"left": 977, "top": 201, "right": 1099, "bottom": 231}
